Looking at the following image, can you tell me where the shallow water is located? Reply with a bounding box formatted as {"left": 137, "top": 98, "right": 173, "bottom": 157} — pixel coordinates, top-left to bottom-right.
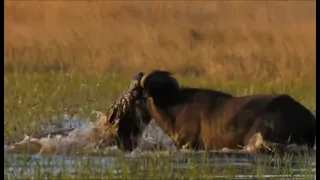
{"left": 4, "top": 151, "right": 316, "bottom": 179}
{"left": 4, "top": 114, "right": 317, "bottom": 179}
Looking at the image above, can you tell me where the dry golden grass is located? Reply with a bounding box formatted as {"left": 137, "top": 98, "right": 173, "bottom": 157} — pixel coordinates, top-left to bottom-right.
{"left": 4, "top": 1, "right": 316, "bottom": 81}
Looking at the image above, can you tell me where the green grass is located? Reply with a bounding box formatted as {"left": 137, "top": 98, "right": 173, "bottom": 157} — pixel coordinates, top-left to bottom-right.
{"left": 4, "top": 72, "right": 316, "bottom": 179}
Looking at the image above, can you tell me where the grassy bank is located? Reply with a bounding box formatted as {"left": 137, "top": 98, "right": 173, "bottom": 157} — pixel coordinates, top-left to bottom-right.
{"left": 4, "top": 1, "right": 316, "bottom": 80}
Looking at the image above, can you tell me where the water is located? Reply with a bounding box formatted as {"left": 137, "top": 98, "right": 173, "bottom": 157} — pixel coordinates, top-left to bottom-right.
{"left": 4, "top": 114, "right": 316, "bottom": 179}
{"left": 4, "top": 151, "right": 316, "bottom": 179}
{"left": 4, "top": 153, "right": 116, "bottom": 175}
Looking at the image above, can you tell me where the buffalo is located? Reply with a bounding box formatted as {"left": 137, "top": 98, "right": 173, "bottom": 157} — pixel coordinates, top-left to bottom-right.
{"left": 139, "top": 70, "right": 316, "bottom": 152}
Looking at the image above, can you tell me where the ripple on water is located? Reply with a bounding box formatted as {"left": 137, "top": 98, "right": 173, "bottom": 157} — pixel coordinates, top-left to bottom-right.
{"left": 4, "top": 115, "right": 317, "bottom": 179}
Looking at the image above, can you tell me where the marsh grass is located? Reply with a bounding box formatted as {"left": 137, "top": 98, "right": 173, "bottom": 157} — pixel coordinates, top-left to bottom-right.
{"left": 4, "top": 73, "right": 316, "bottom": 143}
{"left": 4, "top": 1, "right": 316, "bottom": 80}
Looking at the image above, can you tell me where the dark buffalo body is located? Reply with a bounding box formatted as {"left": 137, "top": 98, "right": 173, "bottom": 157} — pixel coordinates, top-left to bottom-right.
{"left": 140, "top": 70, "right": 316, "bottom": 151}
